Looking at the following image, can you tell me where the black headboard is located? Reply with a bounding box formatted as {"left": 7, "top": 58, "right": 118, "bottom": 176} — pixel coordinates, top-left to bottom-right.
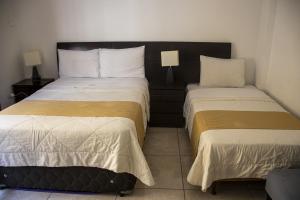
{"left": 57, "top": 41, "right": 231, "bottom": 84}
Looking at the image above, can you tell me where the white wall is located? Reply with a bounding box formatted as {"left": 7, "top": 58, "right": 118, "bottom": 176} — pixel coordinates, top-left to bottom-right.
{"left": 1, "top": 0, "right": 267, "bottom": 107}
{"left": 0, "top": 1, "right": 23, "bottom": 108}
{"left": 265, "top": 0, "right": 300, "bottom": 117}
{"left": 12, "top": 0, "right": 264, "bottom": 79}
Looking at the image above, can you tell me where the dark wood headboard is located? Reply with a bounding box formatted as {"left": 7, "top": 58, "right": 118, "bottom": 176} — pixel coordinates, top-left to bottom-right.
{"left": 57, "top": 41, "right": 231, "bottom": 84}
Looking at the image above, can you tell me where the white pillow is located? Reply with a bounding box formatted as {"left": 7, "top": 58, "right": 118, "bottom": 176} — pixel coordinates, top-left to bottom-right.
{"left": 58, "top": 49, "right": 99, "bottom": 78}
{"left": 200, "top": 55, "right": 245, "bottom": 88}
{"left": 99, "top": 46, "right": 145, "bottom": 78}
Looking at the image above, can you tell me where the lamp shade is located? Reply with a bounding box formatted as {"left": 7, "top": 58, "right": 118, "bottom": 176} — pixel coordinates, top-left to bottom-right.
{"left": 161, "top": 50, "right": 179, "bottom": 67}
{"left": 23, "top": 50, "right": 42, "bottom": 67}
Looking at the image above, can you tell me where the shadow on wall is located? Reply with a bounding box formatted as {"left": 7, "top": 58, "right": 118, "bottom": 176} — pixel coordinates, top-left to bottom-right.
{"left": 245, "top": 58, "right": 256, "bottom": 84}
{"left": 17, "top": 0, "right": 60, "bottom": 79}
{"left": 0, "top": 0, "right": 59, "bottom": 108}
{"left": 0, "top": 1, "right": 23, "bottom": 108}
{"left": 231, "top": 43, "right": 256, "bottom": 85}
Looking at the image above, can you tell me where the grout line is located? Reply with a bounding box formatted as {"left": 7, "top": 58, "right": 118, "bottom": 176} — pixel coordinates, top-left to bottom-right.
{"left": 142, "top": 128, "right": 185, "bottom": 195}
{"left": 46, "top": 192, "right": 52, "bottom": 200}
{"left": 144, "top": 154, "right": 181, "bottom": 157}
{"left": 177, "top": 128, "right": 186, "bottom": 200}
{"left": 135, "top": 188, "right": 185, "bottom": 191}
{"left": 183, "top": 188, "right": 202, "bottom": 191}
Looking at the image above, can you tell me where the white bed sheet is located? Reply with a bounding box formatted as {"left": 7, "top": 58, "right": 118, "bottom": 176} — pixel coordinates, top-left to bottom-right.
{"left": 184, "top": 84, "right": 300, "bottom": 191}
{"left": 0, "top": 77, "right": 154, "bottom": 186}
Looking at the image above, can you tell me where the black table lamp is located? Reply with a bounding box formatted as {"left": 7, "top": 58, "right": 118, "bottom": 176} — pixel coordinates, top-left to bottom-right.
{"left": 24, "top": 50, "right": 42, "bottom": 84}
{"left": 161, "top": 50, "right": 179, "bottom": 84}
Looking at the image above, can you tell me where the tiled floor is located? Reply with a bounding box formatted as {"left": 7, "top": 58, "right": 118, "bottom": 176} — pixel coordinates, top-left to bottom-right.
{"left": 0, "top": 128, "right": 266, "bottom": 200}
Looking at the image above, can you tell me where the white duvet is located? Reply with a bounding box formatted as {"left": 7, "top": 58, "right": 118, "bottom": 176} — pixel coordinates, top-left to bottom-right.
{"left": 184, "top": 85, "right": 300, "bottom": 191}
{"left": 0, "top": 78, "right": 154, "bottom": 186}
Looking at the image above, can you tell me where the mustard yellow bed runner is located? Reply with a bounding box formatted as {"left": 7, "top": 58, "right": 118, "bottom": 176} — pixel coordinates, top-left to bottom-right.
{"left": 0, "top": 100, "right": 145, "bottom": 146}
{"left": 191, "top": 110, "right": 300, "bottom": 156}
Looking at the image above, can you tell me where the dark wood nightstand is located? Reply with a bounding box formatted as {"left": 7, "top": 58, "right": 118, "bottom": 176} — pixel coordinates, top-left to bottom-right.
{"left": 149, "top": 82, "right": 186, "bottom": 127}
{"left": 12, "top": 79, "right": 55, "bottom": 102}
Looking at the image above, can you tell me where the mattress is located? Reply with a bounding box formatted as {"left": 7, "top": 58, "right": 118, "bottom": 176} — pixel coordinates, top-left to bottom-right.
{"left": 184, "top": 84, "right": 300, "bottom": 191}
{"left": 0, "top": 77, "right": 154, "bottom": 187}
{"left": 0, "top": 166, "right": 137, "bottom": 194}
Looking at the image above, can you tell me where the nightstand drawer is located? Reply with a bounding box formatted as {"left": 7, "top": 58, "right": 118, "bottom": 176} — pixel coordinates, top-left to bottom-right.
{"left": 151, "top": 89, "right": 185, "bottom": 96}
{"left": 149, "top": 82, "right": 186, "bottom": 127}
{"left": 151, "top": 102, "right": 183, "bottom": 114}
{"left": 12, "top": 79, "right": 54, "bottom": 102}
{"left": 151, "top": 94, "right": 185, "bottom": 102}
{"left": 150, "top": 90, "right": 185, "bottom": 102}
{"left": 13, "top": 87, "right": 36, "bottom": 95}
{"left": 13, "top": 88, "right": 38, "bottom": 102}
{"left": 149, "top": 114, "right": 185, "bottom": 127}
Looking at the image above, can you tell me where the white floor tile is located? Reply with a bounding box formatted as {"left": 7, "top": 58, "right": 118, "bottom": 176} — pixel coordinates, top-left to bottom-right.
{"left": 185, "top": 188, "right": 253, "bottom": 200}
{"left": 0, "top": 189, "right": 7, "bottom": 198}
{"left": 116, "top": 189, "right": 184, "bottom": 200}
{"left": 143, "top": 130, "right": 179, "bottom": 155}
{"left": 146, "top": 127, "right": 177, "bottom": 134}
{"left": 1, "top": 189, "right": 50, "bottom": 200}
{"left": 180, "top": 156, "right": 200, "bottom": 190}
{"left": 184, "top": 190, "right": 213, "bottom": 200}
{"left": 136, "top": 155, "right": 183, "bottom": 189}
{"left": 178, "top": 128, "right": 192, "bottom": 156}
{"left": 48, "top": 192, "right": 116, "bottom": 200}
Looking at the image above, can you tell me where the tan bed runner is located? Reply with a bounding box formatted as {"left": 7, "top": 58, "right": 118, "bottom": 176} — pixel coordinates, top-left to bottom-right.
{"left": 191, "top": 110, "right": 300, "bottom": 156}
{"left": 0, "top": 100, "right": 145, "bottom": 146}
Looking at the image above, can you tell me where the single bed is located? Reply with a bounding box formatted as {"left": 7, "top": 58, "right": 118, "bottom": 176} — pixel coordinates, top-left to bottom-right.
{"left": 184, "top": 85, "right": 300, "bottom": 192}
{"left": 0, "top": 77, "right": 154, "bottom": 195}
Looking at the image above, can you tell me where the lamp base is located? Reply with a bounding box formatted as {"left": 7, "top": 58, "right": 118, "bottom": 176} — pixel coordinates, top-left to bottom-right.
{"left": 32, "top": 66, "right": 41, "bottom": 84}
{"left": 166, "top": 67, "right": 174, "bottom": 85}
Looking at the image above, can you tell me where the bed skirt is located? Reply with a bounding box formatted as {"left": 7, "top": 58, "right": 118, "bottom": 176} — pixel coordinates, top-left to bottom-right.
{"left": 0, "top": 166, "right": 136, "bottom": 196}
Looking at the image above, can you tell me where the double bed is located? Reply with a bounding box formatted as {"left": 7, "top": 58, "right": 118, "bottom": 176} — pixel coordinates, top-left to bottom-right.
{"left": 184, "top": 85, "right": 300, "bottom": 191}
{"left": 0, "top": 77, "right": 154, "bottom": 194}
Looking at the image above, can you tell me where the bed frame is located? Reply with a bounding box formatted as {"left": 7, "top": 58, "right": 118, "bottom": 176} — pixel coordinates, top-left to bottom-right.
{"left": 0, "top": 41, "right": 231, "bottom": 195}
{"left": 56, "top": 41, "right": 231, "bottom": 84}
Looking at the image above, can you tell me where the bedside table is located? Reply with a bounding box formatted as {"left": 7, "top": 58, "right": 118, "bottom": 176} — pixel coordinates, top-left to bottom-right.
{"left": 149, "top": 82, "right": 186, "bottom": 127}
{"left": 12, "top": 79, "right": 55, "bottom": 102}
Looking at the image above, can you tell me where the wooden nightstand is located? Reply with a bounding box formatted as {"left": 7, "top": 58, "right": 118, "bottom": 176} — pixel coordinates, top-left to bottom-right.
{"left": 149, "top": 82, "right": 186, "bottom": 127}
{"left": 12, "top": 79, "right": 55, "bottom": 102}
